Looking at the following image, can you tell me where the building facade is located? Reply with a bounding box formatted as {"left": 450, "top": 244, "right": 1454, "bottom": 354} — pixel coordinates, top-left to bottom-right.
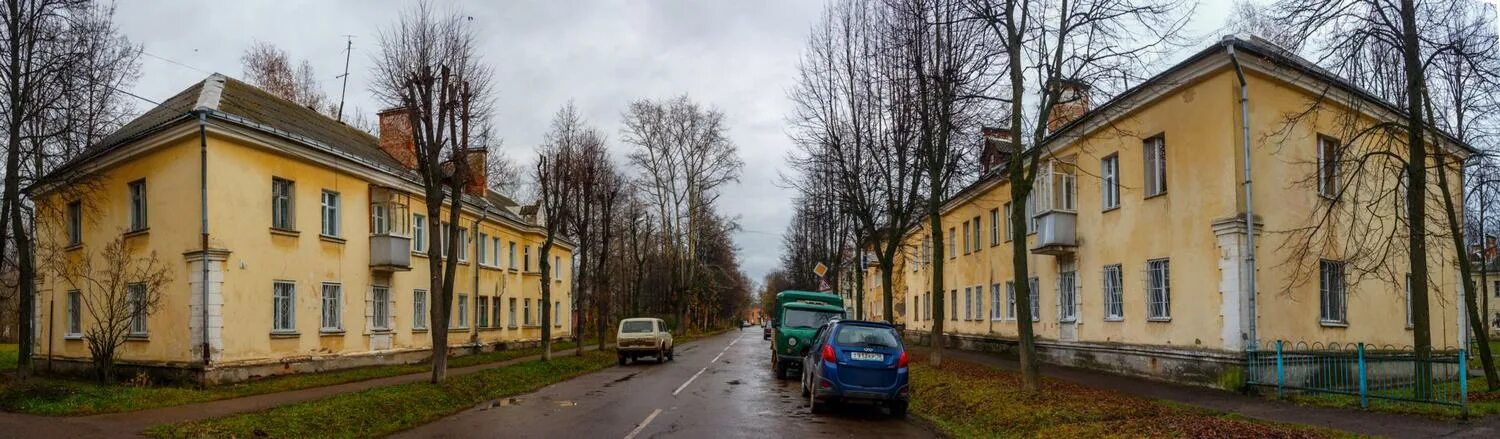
{"left": 890, "top": 37, "right": 1470, "bottom": 387}
{"left": 29, "top": 74, "right": 572, "bottom": 383}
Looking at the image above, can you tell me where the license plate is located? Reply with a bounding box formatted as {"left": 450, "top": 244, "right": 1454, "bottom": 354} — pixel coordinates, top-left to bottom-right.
{"left": 849, "top": 352, "right": 883, "bottom": 361}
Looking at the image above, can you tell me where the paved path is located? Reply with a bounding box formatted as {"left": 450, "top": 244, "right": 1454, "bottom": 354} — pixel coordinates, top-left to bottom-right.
{"left": 396, "top": 330, "right": 935, "bottom": 438}
{"left": 928, "top": 347, "right": 1500, "bottom": 438}
{"left": 0, "top": 344, "right": 603, "bottom": 438}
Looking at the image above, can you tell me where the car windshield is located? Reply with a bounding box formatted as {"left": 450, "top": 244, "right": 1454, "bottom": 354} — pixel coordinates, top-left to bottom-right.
{"left": 621, "top": 321, "right": 654, "bottom": 333}
{"left": 835, "top": 325, "right": 901, "bottom": 348}
{"left": 782, "top": 309, "right": 841, "bottom": 329}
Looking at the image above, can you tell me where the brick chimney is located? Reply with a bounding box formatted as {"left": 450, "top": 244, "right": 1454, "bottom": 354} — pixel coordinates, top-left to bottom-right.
{"left": 979, "top": 127, "right": 1013, "bottom": 176}
{"left": 463, "top": 148, "right": 487, "bottom": 196}
{"left": 1046, "top": 79, "right": 1091, "bottom": 134}
{"left": 377, "top": 107, "right": 419, "bottom": 169}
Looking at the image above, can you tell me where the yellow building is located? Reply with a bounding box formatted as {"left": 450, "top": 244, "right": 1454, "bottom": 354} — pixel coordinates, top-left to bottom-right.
{"left": 889, "top": 37, "right": 1470, "bottom": 386}
{"left": 28, "top": 74, "right": 572, "bottom": 383}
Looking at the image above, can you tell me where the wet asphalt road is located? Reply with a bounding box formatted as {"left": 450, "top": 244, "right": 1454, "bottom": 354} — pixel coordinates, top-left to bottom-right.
{"left": 393, "top": 330, "right": 935, "bottom": 438}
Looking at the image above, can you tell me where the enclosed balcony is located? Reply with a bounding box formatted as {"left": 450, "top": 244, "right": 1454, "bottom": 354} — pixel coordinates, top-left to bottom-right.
{"left": 1030, "top": 159, "right": 1078, "bottom": 255}
{"left": 370, "top": 186, "right": 412, "bottom": 272}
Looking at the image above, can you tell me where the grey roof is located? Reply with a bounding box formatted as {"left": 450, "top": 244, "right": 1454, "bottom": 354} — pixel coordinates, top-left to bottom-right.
{"left": 39, "top": 73, "right": 521, "bottom": 215}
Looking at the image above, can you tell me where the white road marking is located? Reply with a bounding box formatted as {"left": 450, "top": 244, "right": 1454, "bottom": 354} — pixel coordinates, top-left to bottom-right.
{"left": 673, "top": 367, "right": 707, "bottom": 396}
{"left": 623, "top": 408, "right": 662, "bottom": 439}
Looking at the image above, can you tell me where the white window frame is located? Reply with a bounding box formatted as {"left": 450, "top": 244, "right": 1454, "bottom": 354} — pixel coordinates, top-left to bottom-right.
{"left": 372, "top": 286, "right": 391, "bottom": 330}
{"left": 1319, "top": 260, "right": 1347, "bottom": 325}
{"left": 320, "top": 190, "right": 341, "bottom": 237}
{"left": 1102, "top": 154, "right": 1120, "bottom": 210}
{"left": 413, "top": 289, "right": 428, "bottom": 330}
{"left": 67, "top": 200, "right": 82, "bottom": 246}
{"left": 66, "top": 290, "right": 82, "bottom": 337}
{"left": 371, "top": 203, "right": 389, "bottom": 235}
{"left": 128, "top": 283, "right": 148, "bottom": 336}
{"left": 1103, "top": 264, "right": 1124, "bottom": 321}
{"left": 509, "top": 298, "right": 518, "bottom": 328}
{"left": 554, "top": 256, "right": 562, "bottom": 280}
{"left": 1143, "top": 136, "right": 1167, "bottom": 197}
{"left": 990, "top": 284, "right": 1003, "bottom": 320}
{"left": 457, "top": 228, "right": 468, "bottom": 262}
{"left": 478, "top": 296, "right": 489, "bottom": 328}
{"left": 963, "top": 286, "right": 972, "bottom": 320}
{"left": 478, "top": 232, "right": 489, "bottom": 265}
{"left": 1317, "top": 135, "right": 1341, "bottom": 199}
{"left": 1058, "top": 270, "right": 1077, "bottom": 323}
{"left": 1146, "top": 259, "right": 1171, "bottom": 321}
{"left": 509, "top": 242, "right": 517, "bottom": 269}
{"left": 272, "top": 178, "right": 295, "bottom": 230}
{"left": 554, "top": 301, "right": 561, "bottom": 326}
{"left": 1405, "top": 275, "right": 1413, "bottom": 329}
{"left": 273, "top": 281, "right": 296, "bottom": 333}
{"left": 412, "top": 214, "right": 427, "bottom": 253}
{"left": 524, "top": 299, "right": 533, "bottom": 326}
{"left": 456, "top": 294, "right": 470, "bottom": 328}
{"left": 128, "top": 179, "right": 148, "bottom": 232}
{"left": 949, "top": 289, "right": 957, "bottom": 321}
{"left": 1028, "top": 277, "right": 1040, "bottom": 322}
{"left": 321, "top": 283, "right": 343, "bottom": 332}
{"left": 989, "top": 208, "right": 1000, "bottom": 246}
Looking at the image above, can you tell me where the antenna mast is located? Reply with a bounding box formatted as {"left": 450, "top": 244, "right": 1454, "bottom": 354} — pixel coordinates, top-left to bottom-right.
{"left": 336, "top": 35, "right": 354, "bottom": 122}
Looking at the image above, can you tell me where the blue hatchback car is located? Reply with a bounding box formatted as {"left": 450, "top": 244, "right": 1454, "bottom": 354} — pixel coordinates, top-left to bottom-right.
{"left": 800, "top": 320, "right": 910, "bottom": 417}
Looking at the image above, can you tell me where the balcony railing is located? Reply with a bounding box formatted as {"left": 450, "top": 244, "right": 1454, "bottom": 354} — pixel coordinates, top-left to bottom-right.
{"left": 370, "top": 234, "right": 412, "bottom": 271}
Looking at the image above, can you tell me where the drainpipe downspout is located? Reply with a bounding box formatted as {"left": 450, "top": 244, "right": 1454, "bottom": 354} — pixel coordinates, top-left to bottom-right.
{"left": 198, "top": 111, "right": 211, "bottom": 368}
{"left": 1225, "top": 37, "right": 1259, "bottom": 349}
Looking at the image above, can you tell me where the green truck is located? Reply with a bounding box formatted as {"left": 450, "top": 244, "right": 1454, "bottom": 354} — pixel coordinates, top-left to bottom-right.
{"left": 770, "top": 290, "right": 846, "bottom": 379}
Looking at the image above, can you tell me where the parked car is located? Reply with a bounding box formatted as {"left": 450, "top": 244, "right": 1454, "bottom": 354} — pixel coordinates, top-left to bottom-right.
{"left": 800, "top": 320, "right": 910, "bottom": 417}
{"left": 616, "top": 318, "right": 674, "bottom": 365}
{"left": 762, "top": 322, "right": 772, "bottom": 340}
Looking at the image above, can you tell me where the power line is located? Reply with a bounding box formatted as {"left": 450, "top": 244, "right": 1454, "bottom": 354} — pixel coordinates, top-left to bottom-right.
{"left": 141, "top": 49, "right": 210, "bottom": 75}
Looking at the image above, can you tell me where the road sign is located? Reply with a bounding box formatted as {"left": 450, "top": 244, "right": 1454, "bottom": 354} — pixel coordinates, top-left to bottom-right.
{"left": 813, "top": 262, "right": 828, "bottom": 278}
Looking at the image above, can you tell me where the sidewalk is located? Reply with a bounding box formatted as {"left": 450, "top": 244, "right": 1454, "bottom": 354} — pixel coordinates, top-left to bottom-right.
{"left": 0, "top": 344, "right": 603, "bottom": 438}
{"left": 922, "top": 347, "right": 1500, "bottom": 438}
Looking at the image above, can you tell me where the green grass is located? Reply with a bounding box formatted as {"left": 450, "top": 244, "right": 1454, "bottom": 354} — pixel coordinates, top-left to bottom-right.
{"left": 146, "top": 351, "right": 616, "bottom": 439}
{"left": 909, "top": 353, "right": 1346, "bottom": 438}
{"left": 0, "top": 339, "right": 589, "bottom": 416}
{"left": 0, "top": 344, "right": 17, "bottom": 372}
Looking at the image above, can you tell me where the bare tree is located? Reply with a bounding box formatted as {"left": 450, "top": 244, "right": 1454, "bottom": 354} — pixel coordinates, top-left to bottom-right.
{"left": 370, "top": 1, "right": 494, "bottom": 382}
{"left": 53, "top": 235, "right": 169, "bottom": 382}
{"left": 241, "top": 41, "right": 330, "bottom": 113}
{"left": 622, "top": 95, "right": 743, "bottom": 333}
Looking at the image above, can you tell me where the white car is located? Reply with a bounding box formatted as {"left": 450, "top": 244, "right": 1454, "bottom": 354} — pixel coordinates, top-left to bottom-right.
{"left": 616, "top": 318, "right": 674, "bottom": 365}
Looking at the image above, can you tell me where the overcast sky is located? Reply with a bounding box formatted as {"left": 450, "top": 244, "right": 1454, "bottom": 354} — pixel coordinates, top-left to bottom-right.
{"left": 114, "top": 0, "right": 1236, "bottom": 283}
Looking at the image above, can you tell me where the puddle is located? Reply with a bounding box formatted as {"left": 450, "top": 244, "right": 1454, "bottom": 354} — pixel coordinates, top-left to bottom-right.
{"left": 556, "top": 400, "right": 577, "bottom": 407}
{"left": 727, "top": 380, "right": 742, "bottom": 385}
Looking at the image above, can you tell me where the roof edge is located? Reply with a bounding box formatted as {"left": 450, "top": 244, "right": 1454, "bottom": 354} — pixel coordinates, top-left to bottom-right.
{"left": 194, "top": 73, "right": 226, "bottom": 111}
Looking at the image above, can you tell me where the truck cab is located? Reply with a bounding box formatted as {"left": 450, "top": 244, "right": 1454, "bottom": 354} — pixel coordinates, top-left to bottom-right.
{"left": 770, "top": 290, "right": 845, "bottom": 379}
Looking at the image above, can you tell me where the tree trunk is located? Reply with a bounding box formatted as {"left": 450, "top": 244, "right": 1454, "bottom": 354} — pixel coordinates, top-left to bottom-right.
{"left": 540, "top": 242, "right": 554, "bottom": 362}
{"left": 881, "top": 258, "right": 896, "bottom": 324}
{"left": 1399, "top": 0, "right": 1433, "bottom": 398}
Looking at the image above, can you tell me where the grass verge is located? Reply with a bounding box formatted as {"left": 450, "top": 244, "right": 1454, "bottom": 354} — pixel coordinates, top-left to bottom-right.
{"left": 145, "top": 350, "right": 616, "bottom": 438}
{"left": 908, "top": 352, "right": 1345, "bottom": 438}
{"left": 0, "top": 343, "right": 16, "bottom": 372}
{"left": 0, "top": 339, "right": 589, "bottom": 416}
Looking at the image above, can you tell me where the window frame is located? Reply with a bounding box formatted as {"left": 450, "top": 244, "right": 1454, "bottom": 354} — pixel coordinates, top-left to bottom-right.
{"left": 1143, "top": 135, "right": 1167, "bottom": 198}
{"left": 128, "top": 283, "right": 148, "bottom": 336}
{"left": 1101, "top": 154, "right": 1120, "bottom": 210}
{"left": 412, "top": 214, "right": 427, "bottom": 253}
{"left": 456, "top": 294, "right": 470, "bottom": 328}
{"left": 1317, "top": 135, "right": 1342, "bottom": 200}
{"left": 273, "top": 281, "right": 296, "bottom": 333}
{"left": 1319, "top": 259, "right": 1347, "bottom": 325}
{"left": 1146, "top": 258, "right": 1171, "bottom": 321}
{"left": 128, "top": 179, "right": 148, "bottom": 232}
{"left": 320, "top": 190, "right": 341, "bottom": 238}
{"left": 989, "top": 208, "right": 1000, "bottom": 246}
{"left": 1058, "top": 270, "right": 1077, "bottom": 323}
{"left": 66, "top": 289, "right": 82, "bottom": 337}
{"left": 1103, "top": 264, "right": 1124, "bottom": 321}
{"left": 372, "top": 286, "right": 391, "bottom": 331}
{"left": 321, "top": 282, "right": 343, "bottom": 332}
{"left": 67, "top": 200, "right": 82, "bottom": 246}
{"left": 272, "top": 178, "right": 295, "bottom": 231}
{"left": 413, "top": 289, "right": 428, "bottom": 330}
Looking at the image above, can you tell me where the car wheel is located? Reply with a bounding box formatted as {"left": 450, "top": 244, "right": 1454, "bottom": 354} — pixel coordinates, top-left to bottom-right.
{"left": 667, "top": 347, "right": 675, "bottom": 361}
{"left": 809, "top": 391, "right": 828, "bottom": 415}
{"left": 801, "top": 371, "right": 810, "bottom": 397}
{"left": 889, "top": 401, "right": 908, "bottom": 418}
{"left": 617, "top": 354, "right": 626, "bottom": 366}
{"left": 656, "top": 348, "right": 665, "bottom": 364}
{"left": 774, "top": 361, "right": 787, "bottom": 379}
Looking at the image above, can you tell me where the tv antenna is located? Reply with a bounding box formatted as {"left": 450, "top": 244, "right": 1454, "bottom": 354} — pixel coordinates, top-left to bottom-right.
{"left": 336, "top": 35, "right": 355, "bottom": 122}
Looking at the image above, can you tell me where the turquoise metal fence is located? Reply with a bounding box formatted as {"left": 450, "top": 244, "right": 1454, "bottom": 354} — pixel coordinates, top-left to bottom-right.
{"left": 1246, "top": 340, "right": 1467, "bottom": 416}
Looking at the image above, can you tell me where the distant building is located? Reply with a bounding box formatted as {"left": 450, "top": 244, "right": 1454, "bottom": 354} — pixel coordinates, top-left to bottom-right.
{"left": 28, "top": 74, "right": 572, "bottom": 383}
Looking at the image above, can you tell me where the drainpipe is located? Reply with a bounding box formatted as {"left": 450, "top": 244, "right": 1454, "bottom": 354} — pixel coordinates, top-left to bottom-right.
{"left": 198, "top": 111, "right": 211, "bottom": 367}
{"left": 471, "top": 200, "right": 491, "bottom": 348}
{"left": 1225, "top": 37, "right": 1259, "bottom": 349}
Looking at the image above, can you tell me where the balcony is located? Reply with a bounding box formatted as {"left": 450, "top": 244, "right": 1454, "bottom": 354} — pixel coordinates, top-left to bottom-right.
{"left": 1031, "top": 211, "right": 1076, "bottom": 255}
{"left": 370, "top": 234, "right": 412, "bottom": 271}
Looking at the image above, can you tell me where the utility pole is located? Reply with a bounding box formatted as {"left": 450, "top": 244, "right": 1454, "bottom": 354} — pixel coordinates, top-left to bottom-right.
{"left": 336, "top": 35, "right": 354, "bottom": 122}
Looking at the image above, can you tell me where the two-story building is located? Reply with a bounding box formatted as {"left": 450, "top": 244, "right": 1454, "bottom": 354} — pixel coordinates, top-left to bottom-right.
{"left": 29, "top": 73, "right": 572, "bottom": 383}
{"left": 891, "top": 36, "right": 1470, "bottom": 387}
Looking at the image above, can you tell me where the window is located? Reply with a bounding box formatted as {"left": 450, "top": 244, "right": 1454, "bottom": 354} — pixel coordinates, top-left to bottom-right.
{"left": 479, "top": 233, "right": 489, "bottom": 265}
{"left": 67, "top": 290, "right": 81, "bottom": 336}
{"left": 320, "top": 190, "right": 341, "bottom": 237}
{"left": 554, "top": 301, "right": 561, "bottom": 326}
{"left": 478, "top": 297, "right": 489, "bottom": 328}
{"left": 273, "top": 282, "right": 295, "bottom": 332}
{"left": 272, "top": 178, "right": 294, "bottom": 230}
{"left": 1025, "top": 195, "right": 1038, "bottom": 233}
{"left": 128, "top": 283, "right": 147, "bottom": 335}
{"left": 971, "top": 215, "right": 981, "bottom": 251}
{"left": 372, "top": 286, "right": 390, "bottom": 330}
{"left": 321, "top": 283, "right": 342, "bottom": 331}
{"left": 947, "top": 228, "right": 956, "bottom": 258}
{"left": 1028, "top": 277, "right": 1040, "bottom": 322}
{"left": 1059, "top": 269, "right": 1077, "bottom": 323}
{"left": 989, "top": 209, "right": 1000, "bottom": 246}
{"left": 1317, "top": 135, "right": 1341, "bottom": 199}
{"left": 1101, "top": 154, "right": 1120, "bottom": 209}
{"left": 1143, "top": 135, "right": 1167, "bottom": 197}
{"left": 492, "top": 298, "right": 502, "bottom": 329}
{"left": 963, "top": 287, "right": 972, "bottom": 320}
{"left": 1103, "top": 265, "right": 1124, "bottom": 320}
{"left": 1147, "top": 259, "right": 1171, "bottom": 321}
{"left": 1004, "top": 202, "right": 1013, "bottom": 241}
{"left": 924, "top": 291, "right": 932, "bottom": 320}
{"left": 437, "top": 222, "right": 448, "bottom": 256}
{"left": 456, "top": 294, "right": 469, "bottom": 328}
{"left": 524, "top": 299, "right": 533, "bottom": 325}
{"left": 509, "top": 298, "right": 518, "bottom": 328}
{"left": 372, "top": 203, "right": 389, "bottom": 234}
{"left": 413, "top": 214, "right": 427, "bottom": 252}
{"left": 1405, "top": 275, "right": 1413, "bottom": 328}
{"left": 413, "top": 289, "right": 428, "bottom": 329}
{"left": 1319, "top": 260, "right": 1346, "bottom": 324}
{"left": 508, "top": 242, "right": 517, "bottom": 269}
{"left": 128, "top": 179, "right": 148, "bottom": 231}
{"left": 554, "top": 256, "right": 561, "bottom": 280}
{"left": 1005, "top": 282, "right": 1016, "bottom": 320}
{"left": 1494, "top": 280, "right": 1500, "bottom": 298}
{"left": 990, "top": 284, "right": 1002, "bottom": 320}
{"left": 961, "top": 221, "right": 970, "bottom": 254}
{"left": 457, "top": 228, "right": 468, "bottom": 262}
{"left": 492, "top": 237, "right": 501, "bottom": 266}
{"left": 524, "top": 246, "right": 531, "bottom": 271}
{"left": 949, "top": 289, "right": 957, "bottom": 321}
{"left": 67, "top": 201, "right": 82, "bottom": 246}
